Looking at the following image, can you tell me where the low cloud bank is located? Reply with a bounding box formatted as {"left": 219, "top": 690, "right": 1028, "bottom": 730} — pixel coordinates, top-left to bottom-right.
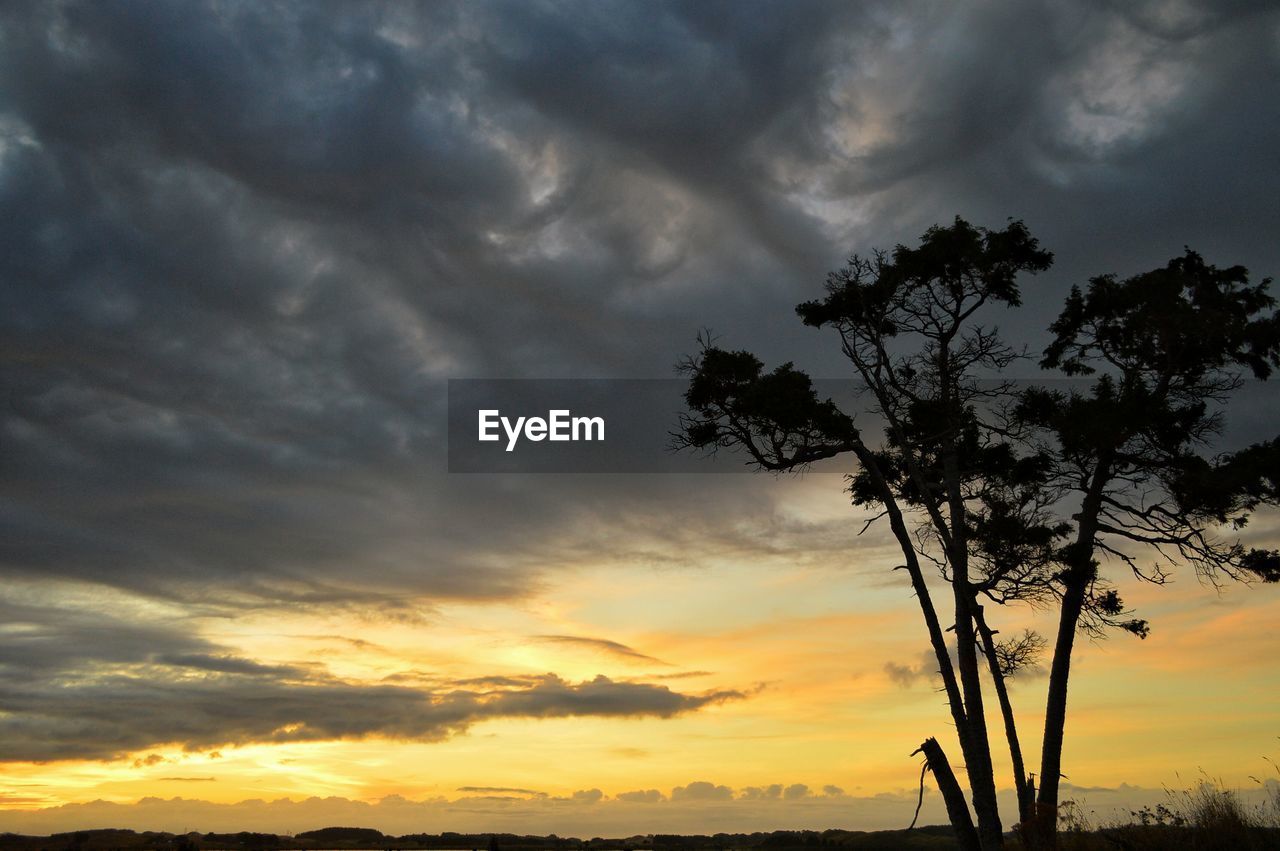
{"left": 0, "top": 785, "right": 928, "bottom": 836}
{"left": 0, "top": 672, "right": 741, "bottom": 762}
{"left": 5, "top": 782, "right": 1274, "bottom": 837}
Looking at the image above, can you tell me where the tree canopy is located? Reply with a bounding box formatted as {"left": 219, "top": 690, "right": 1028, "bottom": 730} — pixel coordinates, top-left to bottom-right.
{"left": 676, "top": 218, "right": 1280, "bottom": 851}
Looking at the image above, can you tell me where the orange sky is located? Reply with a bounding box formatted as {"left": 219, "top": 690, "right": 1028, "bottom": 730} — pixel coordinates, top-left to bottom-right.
{"left": 3, "top": 480, "right": 1277, "bottom": 835}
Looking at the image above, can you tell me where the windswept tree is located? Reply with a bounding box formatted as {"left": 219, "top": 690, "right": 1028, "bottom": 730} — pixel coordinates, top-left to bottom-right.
{"left": 1016, "top": 249, "right": 1280, "bottom": 848}
{"left": 675, "top": 219, "right": 1280, "bottom": 851}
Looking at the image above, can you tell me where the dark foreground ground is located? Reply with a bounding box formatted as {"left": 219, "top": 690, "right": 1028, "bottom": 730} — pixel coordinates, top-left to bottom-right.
{"left": 0, "top": 826, "right": 962, "bottom": 851}
{"left": 5, "top": 823, "right": 1280, "bottom": 851}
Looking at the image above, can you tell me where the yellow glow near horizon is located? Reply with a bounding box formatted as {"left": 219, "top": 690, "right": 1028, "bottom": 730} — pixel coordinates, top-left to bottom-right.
{"left": 6, "top": 542, "right": 1280, "bottom": 822}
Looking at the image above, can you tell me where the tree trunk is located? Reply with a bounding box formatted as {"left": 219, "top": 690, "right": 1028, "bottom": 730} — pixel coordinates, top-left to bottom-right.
{"left": 943, "top": 449, "right": 1003, "bottom": 851}
{"left": 917, "top": 738, "right": 981, "bottom": 851}
{"left": 974, "top": 606, "right": 1033, "bottom": 827}
{"left": 1031, "top": 572, "right": 1086, "bottom": 849}
{"left": 952, "top": 587, "right": 1003, "bottom": 849}
{"left": 858, "top": 446, "right": 986, "bottom": 846}
{"left": 1034, "top": 458, "right": 1110, "bottom": 849}
{"left": 857, "top": 445, "right": 968, "bottom": 729}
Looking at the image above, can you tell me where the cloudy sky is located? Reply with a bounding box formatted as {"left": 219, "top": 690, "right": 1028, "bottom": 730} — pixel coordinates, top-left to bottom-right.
{"left": 2, "top": 0, "right": 1279, "bottom": 837}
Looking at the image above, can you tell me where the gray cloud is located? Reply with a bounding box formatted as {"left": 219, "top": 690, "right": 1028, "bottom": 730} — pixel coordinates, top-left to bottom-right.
{"left": 884, "top": 660, "right": 931, "bottom": 689}
{"left": 738, "top": 784, "right": 782, "bottom": 800}
{"left": 783, "top": 783, "right": 811, "bottom": 800}
{"left": 4, "top": 0, "right": 1276, "bottom": 607}
{"left": 2, "top": 0, "right": 1279, "bottom": 771}
{"left": 0, "top": 599, "right": 743, "bottom": 762}
{"left": 457, "top": 787, "right": 547, "bottom": 798}
{"left": 884, "top": 647, "right": 956, "bottom": 689}
{"left": 671, "top": 781, "right": 734, "bottom": 801}
{"left": 154, "top": 653, "right": 308, "bottom": 678}
{"left": 534, "top": 635, "right": 668, "bottom": 666}
{"left": 0, "top": 598, "right": 216, "bottom": 684}
{"left": 0, "top": 668, "right": 743, "bottom": 762}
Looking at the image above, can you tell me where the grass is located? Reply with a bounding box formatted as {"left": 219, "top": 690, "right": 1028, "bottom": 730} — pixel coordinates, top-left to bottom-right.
{"left": 1044, "top": 766, "right": 1280, "bottom": 851}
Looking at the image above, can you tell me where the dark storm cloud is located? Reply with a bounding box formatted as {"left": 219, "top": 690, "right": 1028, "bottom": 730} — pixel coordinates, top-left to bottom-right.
{"left": 2, "top": 0, "right": 1279, "bottom": 679}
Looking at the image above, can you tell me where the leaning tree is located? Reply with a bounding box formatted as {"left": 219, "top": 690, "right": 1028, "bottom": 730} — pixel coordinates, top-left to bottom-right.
{"left": 675, "top": 218, "right": 1280, "bottom": 851}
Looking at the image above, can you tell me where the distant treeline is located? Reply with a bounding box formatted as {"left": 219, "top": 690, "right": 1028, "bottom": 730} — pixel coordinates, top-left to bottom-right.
{"left": 0, "top": 825, "right": 962, "bottom": 851}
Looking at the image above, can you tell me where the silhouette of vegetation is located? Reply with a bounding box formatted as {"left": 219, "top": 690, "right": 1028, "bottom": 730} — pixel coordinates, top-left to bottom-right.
{"left": 296, "top": 826, "right": 385, "bottom": 844}
{"left": 0, "top": 826, "right": 971, "bottom": 851}
{"left": 1052, "top": 770, "right": 1280, "bottom": 851}
{"left": 7, "top": 801, "right": 1280, "bottom": 851}
{"left": 198, "top": 833, "right": 280, "bottom": 850}
{"left": 674, "top": 217, "right": 1280, "bottom": 850}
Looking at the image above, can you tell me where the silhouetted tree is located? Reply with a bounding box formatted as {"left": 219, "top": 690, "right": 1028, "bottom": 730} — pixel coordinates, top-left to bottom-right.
{"left": 675, "top": 219, "right": 1280, "bottom": 851}
{"left": 1014, "top": 249, "right": 1280, "bottom": 848}
{"left": 678, "top": 217, "right": 1052, "bottom": 850}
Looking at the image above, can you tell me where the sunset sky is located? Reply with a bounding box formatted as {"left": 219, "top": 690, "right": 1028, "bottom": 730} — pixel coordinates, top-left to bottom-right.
{"left": 2, "top": 0, "right": 1280, "bottom": 837}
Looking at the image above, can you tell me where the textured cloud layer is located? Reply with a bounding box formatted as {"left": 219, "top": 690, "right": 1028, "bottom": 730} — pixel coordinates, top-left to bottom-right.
{"left": 3, "top": 0, "right": 1279, "bottom": 780}
{"left": 4, "top": 0, "right": 1278, "bottom": 606}
{"left": 0, "top": 599, "right": 741, "bottom": 762}
{"left": 1, "top": 671, "right": 741, "bottom": 762}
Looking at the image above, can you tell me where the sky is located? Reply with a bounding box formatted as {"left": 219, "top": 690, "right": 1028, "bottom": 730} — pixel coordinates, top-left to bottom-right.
{"left": 2, "top": 0, "right": 1280, "bottom": 837}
